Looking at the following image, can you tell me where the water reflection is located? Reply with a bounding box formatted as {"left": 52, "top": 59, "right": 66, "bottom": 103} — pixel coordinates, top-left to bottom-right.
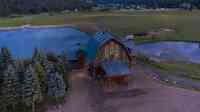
{"left": 0, "top": 27, "right": 90, "bottom": 59}
{"left": 136, "top": 41, "right": 200, "bottom": 64}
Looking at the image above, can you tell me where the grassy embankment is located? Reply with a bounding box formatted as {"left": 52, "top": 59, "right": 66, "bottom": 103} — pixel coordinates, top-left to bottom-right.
{"left": 151, "top": 62, "right": 200, "bottom": 81}
{"left": 1, "top": 10, "right": 200, "bottom": 43}
{"left": 136, "top": 54, "right": 200, "bottom": 82}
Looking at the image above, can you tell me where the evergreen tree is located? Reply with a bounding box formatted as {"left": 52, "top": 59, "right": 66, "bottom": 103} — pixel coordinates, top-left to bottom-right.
{"left": 45, "top": 53, "right": 69, "bottom": 93}
{"left": 34, "top": 62, "right": 47, "bottom": 94}
{"left": 21, "top": 64, "right": 42, "bottom": 112}
{"left": 31, "top": 65, "right": 43, "bottom": 112}
{"left": 0, "top": 72, "right": 3, "bottom": 110}
{"left": 47, "top": 72, "right": 66, "bottom": 98}
{"left": 46, "top": 52, "right": 59, "bottom": 63}
{"left": 1, "top": 64, "right": 19, "bottom": 112}
{"left": 0, "top": 47, "right": 11, "bottom": 100}
{"left": 14, "top": 60, "right": 43, "bottom": 112}
{"left": 15, "top": 60, "right": 28, "bottom": 112}
{"left": 58, "top": 52, "right": 69, "bottom": 74}
{"left": 46, "top": 62, "right": 66, "bottom": 98}
{"left": 58, "top": 52, "right": 70, "bottom": 90}
{"left": 32, "top": 48, "right": 46, "bottom": 65}
{"left": 0, "top": 47, "right": 13, "bottom": 70}
{"left": 0, "top": 49, "right": 70, "bottom": 111}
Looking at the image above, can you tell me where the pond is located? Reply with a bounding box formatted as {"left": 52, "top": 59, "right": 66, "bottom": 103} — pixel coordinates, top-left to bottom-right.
{"left": 0, "top": 27, "right": 90, "bottom": 59}
{"left": 136, "top": 41, "right": 200, "bottom": 64}
{"left": 1, "top": 27, "right": 200, "bottom": 64}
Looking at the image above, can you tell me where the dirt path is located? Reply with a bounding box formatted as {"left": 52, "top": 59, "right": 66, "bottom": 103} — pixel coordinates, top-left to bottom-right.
{"left": 103, "top": 65, "right": 200, "bottom": 112}
{"left": 47, "top": 65, "right": 200, "bottom": 112}
{"left": 47, "top": 70, "right": 101, "bottom": 112}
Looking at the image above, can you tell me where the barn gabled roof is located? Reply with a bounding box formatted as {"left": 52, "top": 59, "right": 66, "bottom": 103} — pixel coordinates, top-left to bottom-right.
{"left": 84, "top": 31, "right": 134, "bottom": 63}
{"left": 94, "top": 32, "right": 114, "bottom": 47}
{"left": 84, "top": 32, "right": 114, "bottom": 63}
{"left": 119, "top": 37, "right": 136, "bottom": 56}
{"left": 100, "top": 60, "right": 132, "bottom": 77}
{"left": 94, "top": 32, "right": 136, "bottom": 56}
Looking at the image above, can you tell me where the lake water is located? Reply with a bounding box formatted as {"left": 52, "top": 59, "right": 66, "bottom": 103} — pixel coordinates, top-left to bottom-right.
{"left": 1, "top": 27, "right": 200, "bottom": 63}
{"left": 0, "top": 27, "right": 90, "bottom": 59}
{"left": 136, "top": 41, "right": 200, "bottom": 64}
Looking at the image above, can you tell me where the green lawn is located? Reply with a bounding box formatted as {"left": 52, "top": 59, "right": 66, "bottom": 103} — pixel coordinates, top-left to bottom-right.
{"left": 151, "top": 62, "right": 200, "bottom": 81}
{"left": 1, "top": 10, "right": 200, "bottom": 43}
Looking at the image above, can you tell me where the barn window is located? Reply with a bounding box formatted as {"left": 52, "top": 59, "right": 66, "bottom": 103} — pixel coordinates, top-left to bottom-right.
{"left": 109, "top": 42, "right": 120, "bottom": 59}
{"left": 98, "top": 40, "right": 129, "bottom": 62}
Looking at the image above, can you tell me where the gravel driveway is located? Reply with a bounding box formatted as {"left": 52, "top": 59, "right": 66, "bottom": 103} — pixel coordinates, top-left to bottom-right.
{"left": 48, "top": 66, "right": 200, "bottom": 112}
{"left": 47, "top": 70, "right": 97, "bottom": 112}
{"left": 103, "top": 65, "right": 200, "bottom": 112}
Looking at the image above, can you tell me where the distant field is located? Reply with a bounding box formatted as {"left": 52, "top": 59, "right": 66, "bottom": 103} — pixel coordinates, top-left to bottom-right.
{"left": 1, "top": 10, "right": 200, "bottom": 43}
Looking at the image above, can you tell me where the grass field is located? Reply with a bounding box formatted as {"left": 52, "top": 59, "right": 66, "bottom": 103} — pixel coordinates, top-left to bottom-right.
{"left": 151, "top": 62, "right": 200, "bottom": 81}
{"left": 136, "top": 54, "right": 200, "bottom": 82}
{"left": 1, "top": 10, "right": 200, "bottom": 43}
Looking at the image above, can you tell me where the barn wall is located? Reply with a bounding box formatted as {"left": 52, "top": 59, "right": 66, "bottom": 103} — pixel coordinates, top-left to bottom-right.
{"left": 96, "top": 40, "right": 130, "bottom": 65}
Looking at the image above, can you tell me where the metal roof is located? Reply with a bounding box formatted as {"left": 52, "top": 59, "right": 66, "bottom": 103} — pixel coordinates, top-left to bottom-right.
{"left": 84, "top": 38, "right": 99, "bottom": 63}
{"left": 94, "top": 32, "right": 114, "bottom": 46}
{"left": 84, "top": 32, "right": 114, "bottom": 63}
{"left": 101, "top": 60, "right": 132, "bottom": 77}
{"left": 84, "top": 31, "right": 136, "bottom": 63}
{"left": 95, "top": 32, "right": 136, "bottom": 56}
{"left": 119, "top": 37, "right": 136, "bottom": 56}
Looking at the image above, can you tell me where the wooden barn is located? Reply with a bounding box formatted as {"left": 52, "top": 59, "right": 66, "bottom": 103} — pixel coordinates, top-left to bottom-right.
{"left": 61, "top": 28, "right": 136, "bottom": 71}
{"left": 94, "top": 60, "right": 132, "bottom": 86}
{"left": 85, "top": 32, "right": 134, "bottom": 86}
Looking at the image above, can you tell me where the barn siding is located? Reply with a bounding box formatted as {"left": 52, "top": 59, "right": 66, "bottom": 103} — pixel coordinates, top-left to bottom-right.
{"left": 96, "top": 40, "right": 130, "bottom": 65}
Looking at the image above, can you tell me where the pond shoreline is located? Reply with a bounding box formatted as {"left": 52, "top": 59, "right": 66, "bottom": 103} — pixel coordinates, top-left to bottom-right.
{"left": 136, "top": 41, "right": 200, "bottom": 64}
{"left": 135, "top": 38, "right": 200, "bottom": 45}
{"left": 1, "top": 24, "right": 200, "bottom": 45}
{"left": 0, "top": 24, "right": 77, "bottom": 31}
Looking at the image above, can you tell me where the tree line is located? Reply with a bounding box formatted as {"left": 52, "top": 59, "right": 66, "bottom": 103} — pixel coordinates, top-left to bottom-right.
{"left": 0, "top": 0, "right": 200, "bottom": 17}
{"left": 0, "top": 48, "right": 69, "bottom": 112}
{"left": 0, "top": 0, "right": 91, "bottom": 16}
{"left": 95, "top": 0, "right": 200, "bottom": 9}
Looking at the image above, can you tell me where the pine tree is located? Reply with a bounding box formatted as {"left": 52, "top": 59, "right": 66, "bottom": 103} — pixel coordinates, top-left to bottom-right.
{"left": 15, "top": 60, "right": 27, "bottom": 112}
{"left": 15, "top": 60, "right": 42, "bottom": 112}
{"left": 31, "top": 65, "right": 43, "bottom": 112}
{"left": 34, "top": 62, "right": 47, "bottom": 94}
{"left": 58, "top": 52, "right": 70, "bottom": 90}
{"left": 21, "top": 64, "right": 42, "bottom": 112}
{"left": 0, "top": 56, "right": 4, "bottom": 108}
{"left": 0, "top": 48, "right": 13, "bottom": 102}
{"left": 32, "top": 48, "right": 45, "bottom": 65}
{"left": 45, "top": 57, "right": 66, "bottom": 99}
{"left": 0, "top": 72, "right": 3, "bottom": 110}
{"left": 1, "top": 64, "right": 19, "bottom": 112}
{"left": 46, "top": 52, "right": 59, "bottom": 63}
{"left": 1, "top": 47, "right": 13, "bottom": 65}
{"left": 47, "top": 71, "right": 66, "bottom": 98}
